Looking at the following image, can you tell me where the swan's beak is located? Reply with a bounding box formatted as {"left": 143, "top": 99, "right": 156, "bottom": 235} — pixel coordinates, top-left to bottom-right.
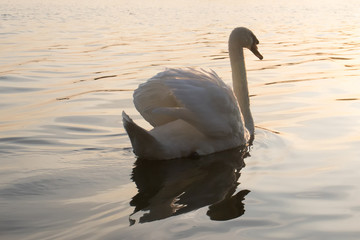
{"left": 250, "top": 44, "right": 263, "bottom": 60}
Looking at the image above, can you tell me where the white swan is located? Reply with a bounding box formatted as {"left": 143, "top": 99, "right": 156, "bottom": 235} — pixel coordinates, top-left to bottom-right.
{"left": 122, "top": 27, "right": 263, "bottom": 160}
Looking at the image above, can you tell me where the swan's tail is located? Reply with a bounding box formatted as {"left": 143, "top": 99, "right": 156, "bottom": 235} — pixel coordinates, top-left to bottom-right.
{"left": 122, "top": 111, "right": 162, "bottom": 159}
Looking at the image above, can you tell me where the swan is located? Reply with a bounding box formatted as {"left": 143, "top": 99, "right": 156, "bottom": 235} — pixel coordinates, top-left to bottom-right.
{"left": 122, "top": 27, "right": 263, "bottom": 160}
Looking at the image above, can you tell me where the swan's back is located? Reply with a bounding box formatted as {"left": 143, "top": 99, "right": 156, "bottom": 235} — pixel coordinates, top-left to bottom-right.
{"left": 134, "top": 68, "right": 246, "bottom": 138}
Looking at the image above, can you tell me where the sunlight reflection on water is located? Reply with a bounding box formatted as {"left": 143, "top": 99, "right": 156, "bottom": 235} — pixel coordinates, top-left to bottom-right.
{"left": 0, "top": 0, "right": 360, "bottom": 239}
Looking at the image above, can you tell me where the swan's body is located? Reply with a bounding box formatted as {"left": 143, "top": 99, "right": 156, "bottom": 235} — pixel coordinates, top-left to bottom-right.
{"left": 123, "top": 27, "right": 263, "bottom": 160}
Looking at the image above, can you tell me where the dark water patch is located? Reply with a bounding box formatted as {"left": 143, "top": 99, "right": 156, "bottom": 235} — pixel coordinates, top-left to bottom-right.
{"left": 0, "top": 219, "right": 55, "bottom": 234}
{"left": 0, "top": 145, "right": 23, "bottom": 154}
{"left": 94, "top": 74, "right": 117, "bottom": 80}
{"left": 0, "top": 137, "right": 33, "bottom": 143}
{"left": 310, "top": 231, "right": 360, "bottom": 240}
{"left": 264, "top": 76, "right": 331, "bottom": 86}
{"left": 0, "top": 86, "right": 44, "bottom": 94}
{"left": 259, "top": 57, "right": 330, "bottom": 71}
{"left": 0, "top": 136, "right": 79, "bottom": 149}
{"left": 82, "top": 147, "right": 104, "bottom": 151}
{"left": 294, "top": 190, "right": 347, "bottom": 200}
{"left": 55, "top": 115, "right": 104, "bottom": 125}
{"left": 16, "top": 58, "right": 48, "bottom": 67}
{"left": 330, "top": 57, "right": 353, "bottom": 60}
{"left": 13, "top": 139, "right": 53, "bottom": 145}
{"left": 108, "top": 133, "right": 125, "bottom": 137}
{"left": 0, "top": 170, "right": 114, "bottom": 200}
{"left": 0, "top": 102, "right": 13, "bottom": 109}
{"left": 0, "top": 180, "right": 56, "bottom": 197}
{"left": 336, "top": 98, "right": 359, "bottom": 101}
{"left": 70, "top": 146, "right": 124, "bottom": 154}
{"left": 64, "top": 125, "right": 101, "bottom": 133}
{"left": 42, "top": 124, "right": 104, "bottom": 134}
{"left": 56, "top": 89, "right": 132, "bottom": 101}
{"left": 46, "top": 116, "right": 122, "bottom": 141}
{"left": 281, "top": 185, "right": 353, "bottom": 201}
{"left": 0, "top": 137, "right": 55, "bottom": 146}
{"left": 212, "top": 56, "right": 227, "bottom": 60}
{"left": 0, "top": 219, "right": 29, "bottom": 233}
{"left": 255, "top": 125, "right": 281, "bottom": 135}
{"left": 0, "top": 75, "right": 35, "bottom": 82}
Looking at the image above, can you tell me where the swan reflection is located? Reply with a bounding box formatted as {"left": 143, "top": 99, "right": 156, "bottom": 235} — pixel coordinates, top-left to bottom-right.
{"left": 129, "top": 147, "right": 251, "bottom": 225}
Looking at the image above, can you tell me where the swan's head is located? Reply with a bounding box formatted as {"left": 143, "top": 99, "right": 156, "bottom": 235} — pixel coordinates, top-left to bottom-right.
{"left": 229, "top": 27, "right": 263, "bottom": 60}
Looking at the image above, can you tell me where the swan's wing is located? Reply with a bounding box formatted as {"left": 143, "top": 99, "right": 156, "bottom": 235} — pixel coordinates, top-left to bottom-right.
{"left": 134, "top": 68, "right": 243, "bottom": 137}
{"left": 133, "top": 72, "right": 181, "bottom": 126}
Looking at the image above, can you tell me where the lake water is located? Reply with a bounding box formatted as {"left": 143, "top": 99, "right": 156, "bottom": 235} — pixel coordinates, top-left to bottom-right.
{"left": 1, "top": 0, "right": 360, "bottom": 239}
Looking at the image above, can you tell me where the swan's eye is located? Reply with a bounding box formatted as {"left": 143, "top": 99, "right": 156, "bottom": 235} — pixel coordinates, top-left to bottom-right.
{"left": 250, "top": 33, "right": 259, "bottom": 45}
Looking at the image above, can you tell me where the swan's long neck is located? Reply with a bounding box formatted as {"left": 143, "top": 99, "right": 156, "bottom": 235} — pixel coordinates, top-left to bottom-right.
{"left": 229, "top": 43, "right": 254, "bottom": 135}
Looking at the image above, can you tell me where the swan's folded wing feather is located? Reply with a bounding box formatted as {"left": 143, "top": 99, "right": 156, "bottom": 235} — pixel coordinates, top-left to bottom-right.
{"left": 163, "top": 69, "right": 243, "bottom": 137}
{"left": 133, "top": 78, "right": 180, "bottom": 126}
{"left": 134, "top": 68, "right": 243, "bottom": 137}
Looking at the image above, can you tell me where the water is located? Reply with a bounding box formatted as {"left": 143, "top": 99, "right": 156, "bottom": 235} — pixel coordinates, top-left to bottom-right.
{"left": 1, "top": 0, "right": 360, "bottom": 239}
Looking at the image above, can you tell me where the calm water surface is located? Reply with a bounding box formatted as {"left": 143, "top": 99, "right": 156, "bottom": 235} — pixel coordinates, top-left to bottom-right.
{"left": 1, "top": 0, "right": 360, "bottom": 239}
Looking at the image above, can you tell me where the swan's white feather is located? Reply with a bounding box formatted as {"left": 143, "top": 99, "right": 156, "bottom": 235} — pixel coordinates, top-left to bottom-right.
{"left": 134, "top": 68, "right": 246, "bottom": 139}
